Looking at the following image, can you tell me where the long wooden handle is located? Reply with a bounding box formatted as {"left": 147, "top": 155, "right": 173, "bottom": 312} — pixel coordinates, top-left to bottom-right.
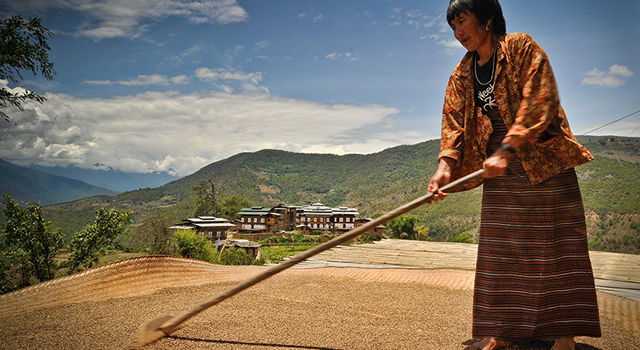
{"left": 159, "top": 169, "right": 485, "bottom": 334}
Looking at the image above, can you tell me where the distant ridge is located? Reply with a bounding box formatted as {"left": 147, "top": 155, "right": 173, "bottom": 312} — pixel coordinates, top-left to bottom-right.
{"left": 0, "top": 159, "right": 118, "bottom": 205}
{"left": 27, "top": 164, "right": 181, "bottom": 192}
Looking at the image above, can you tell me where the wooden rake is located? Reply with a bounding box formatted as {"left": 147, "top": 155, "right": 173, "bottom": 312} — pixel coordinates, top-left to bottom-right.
{"left": 130, "top": 169, "right": 485, "bottom": 348}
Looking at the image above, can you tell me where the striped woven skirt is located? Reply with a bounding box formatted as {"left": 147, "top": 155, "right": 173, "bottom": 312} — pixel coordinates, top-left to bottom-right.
{"left": 473, "top": 111, "right": 601, "bottom": 340}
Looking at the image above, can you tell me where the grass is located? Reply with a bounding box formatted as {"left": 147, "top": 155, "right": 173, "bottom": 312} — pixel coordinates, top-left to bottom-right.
{"left": 259, "top": 244, "right": 317, "bottom": 264}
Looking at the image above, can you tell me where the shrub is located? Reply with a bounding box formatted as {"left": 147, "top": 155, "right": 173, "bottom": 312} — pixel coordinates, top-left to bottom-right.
{"left": 172, "top": 229, "right": 217, "bottom": 263}
{"left": 452, "top": 232, "right": 474, "bottom": 244}
{"left": 218, "top": 246, "right": 253, "bottom": 265}
{"left": 293, "top": 233, "right": 304, "bottom": 243}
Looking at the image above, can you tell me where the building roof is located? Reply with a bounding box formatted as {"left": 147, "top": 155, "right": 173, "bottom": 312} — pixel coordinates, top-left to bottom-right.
{"left": 216, "top": 239, "right": 261, "bottom": 248}
{"left": 297, "top": 203, "right": 359, "bottom": 216}
{"left": 171, "top": 216, "right": 235, "bottom": 230}
{"left": 238, "top": 206, "right": 280, "bottom": 216}
{"left": 185, "top": 216, "right": 230, "bottom": 224}
{"left": 168, "top": 225, "right": 194, "bottom": 230}
{"left": 192, "top": 223, "right": 236, "bottom": 229}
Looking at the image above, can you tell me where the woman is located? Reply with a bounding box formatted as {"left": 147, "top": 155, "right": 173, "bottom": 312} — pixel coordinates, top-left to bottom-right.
{"left": 428, "top": 0, "right": 601, "bottom": 349}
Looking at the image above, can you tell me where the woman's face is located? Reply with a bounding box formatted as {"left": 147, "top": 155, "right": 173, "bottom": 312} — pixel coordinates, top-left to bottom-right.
{"left": 449, "top": 11, "right": 491, "bottom": 53}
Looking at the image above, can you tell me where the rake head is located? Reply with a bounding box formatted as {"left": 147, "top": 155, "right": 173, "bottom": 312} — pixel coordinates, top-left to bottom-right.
{"left": 129, "top": 315, "right": 173, "bottom": 349}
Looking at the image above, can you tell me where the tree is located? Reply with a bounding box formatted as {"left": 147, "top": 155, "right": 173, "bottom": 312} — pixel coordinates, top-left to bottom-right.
{"left": 0, "top": 16, "right": 56, "bottom": 122}
{"left": 1, "top": 194, "right": 63, "bottom": 291}
{"left": 133, "top": 211, "right": 175, "bottom": 254}
{"left": 414, "top": 223, "right": 431, "bottom": 241}
{"left": 192, "top": 177, "right": 220, "bottom": 217}
{"left": 66, "top": 207, "right": 133, "bottom": 273}
{"left": 218, "top": 196, "right": 252, "bottom": 220}
{"left": 386, "top": 214, "right": 420, "bottom": 240}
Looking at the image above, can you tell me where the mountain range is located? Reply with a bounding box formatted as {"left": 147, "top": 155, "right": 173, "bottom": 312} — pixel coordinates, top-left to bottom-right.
{"left": 0, "top": 158, "right": 118, "bottom": 205}
{"left": 2, "top": 136, "right": 640, "bottom": 254}
{"left": 27, "top": 164, "right": 181, "bottom": 193}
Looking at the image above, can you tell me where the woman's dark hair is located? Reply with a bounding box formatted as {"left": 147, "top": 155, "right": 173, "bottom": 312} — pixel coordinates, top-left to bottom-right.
{"left": 446, "top": 0, "right": 507, "bottom": 35}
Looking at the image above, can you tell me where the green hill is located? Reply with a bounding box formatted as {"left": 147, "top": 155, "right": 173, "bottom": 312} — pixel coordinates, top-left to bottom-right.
{"left": 38, "top": 136, "right": 640, "bottom": 254}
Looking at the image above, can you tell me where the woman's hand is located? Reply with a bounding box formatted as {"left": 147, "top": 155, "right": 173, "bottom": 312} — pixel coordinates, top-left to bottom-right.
{"left": 428, "top": 157, "right": 455, "bottom": 203}
{"left": 484, "top": 136, "right": 521, "bottom": 178}
{"left": 483, "top": 148, "right": 511, "bottom": 178}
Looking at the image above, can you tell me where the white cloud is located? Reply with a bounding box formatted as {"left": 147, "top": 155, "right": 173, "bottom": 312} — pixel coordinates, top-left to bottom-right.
{"left": 84, "top": 74, "right": 189, "bottom": 86}
{"left": 313, "top": 14, "right": 324, "bottom": 22}
{"left": 170, "top": 45, "right": 203, "bottom": 65}
{"left": 405, "top": 10, "right": 424, "bottom": 18}
{"left": 0, "top": 86, "right": 412, "bottom": 176}
{"left": 253, "top": 40, "right": 270, "bottom": 50}
{"left": 437, "top": 39, "right": 462, "bottom": 49}
{"left": 170, "top": 75, "right": 190, "bottom": 85}
{"left": 582, "top": 64, "right": 634, "bottom": 88}
{"left": 195, "top": 67, "right": 263, "bottom": 84}
{"left": 325, "top": 52, "right": 358, "bottom": 62}
{"left": 609, "top": 64, "right": 634, "bottom": 78}
{"left": 5, "top": 0, "right": 249, "bottom": 40}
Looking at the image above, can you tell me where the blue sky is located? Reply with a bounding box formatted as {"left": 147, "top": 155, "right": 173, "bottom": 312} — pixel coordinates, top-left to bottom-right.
{"left": 1, "top": 0, "right": 638, "bottom": 176}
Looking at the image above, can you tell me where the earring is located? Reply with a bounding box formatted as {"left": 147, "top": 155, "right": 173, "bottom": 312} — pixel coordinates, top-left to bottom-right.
{"left": 485, "top": 25, "right": 489, "bottom": 32}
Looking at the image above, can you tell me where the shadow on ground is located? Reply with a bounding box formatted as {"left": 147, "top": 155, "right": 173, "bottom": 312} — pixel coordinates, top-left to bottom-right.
{"left": 169, "top": 336, "right": 344, "bottom": 349}
{"left": 462, "top": 338, "right": 602, "bottom": 350}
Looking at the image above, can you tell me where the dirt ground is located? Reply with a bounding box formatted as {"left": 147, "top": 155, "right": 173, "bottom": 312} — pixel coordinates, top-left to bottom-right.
{"left": 0, "top": 256, "right": 638, "bottom": 350}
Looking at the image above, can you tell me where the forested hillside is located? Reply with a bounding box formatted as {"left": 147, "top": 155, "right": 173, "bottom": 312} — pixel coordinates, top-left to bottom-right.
{"left": 38, "top": 136, "right": 640, "bottom": 254}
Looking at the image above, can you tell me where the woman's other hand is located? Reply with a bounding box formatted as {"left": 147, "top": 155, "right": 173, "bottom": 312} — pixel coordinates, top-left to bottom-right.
{"left": 428, "top": 157, "right": 455, "bottom": 203}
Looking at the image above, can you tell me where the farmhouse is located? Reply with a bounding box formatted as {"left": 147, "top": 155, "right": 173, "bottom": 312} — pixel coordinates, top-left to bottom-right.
{"left": 237, "top": 204, "right": 298, "bottom": 234}
{"left": 237, "top": 206, "right": 280, "bottom": 233}
{"left": 295, "top": 203, "right": 361, "bottom": 234}
{"left": 169, "top": 216, "right": 238, "bottom": 242}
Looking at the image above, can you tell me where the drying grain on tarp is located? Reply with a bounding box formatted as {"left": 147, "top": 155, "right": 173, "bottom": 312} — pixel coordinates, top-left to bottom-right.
{"left": 0, "top": 256, "right": 638, "bottom": 349}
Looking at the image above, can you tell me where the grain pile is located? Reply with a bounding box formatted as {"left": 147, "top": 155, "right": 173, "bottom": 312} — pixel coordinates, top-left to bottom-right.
{"left": 0, "top": 256, "right": 638, "bottom": 350}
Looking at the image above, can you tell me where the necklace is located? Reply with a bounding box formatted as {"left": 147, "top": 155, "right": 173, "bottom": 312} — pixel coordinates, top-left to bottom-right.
{"left": 474, "top": 45, "right": 497, "bottom": 86}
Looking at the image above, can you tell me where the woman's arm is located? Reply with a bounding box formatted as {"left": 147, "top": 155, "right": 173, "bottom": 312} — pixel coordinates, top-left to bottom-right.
{"left": 484, "top": 34, "right": 560, "bottom": 178}
{"left": 505, "top": 34, "right": 560, "bottom": 143}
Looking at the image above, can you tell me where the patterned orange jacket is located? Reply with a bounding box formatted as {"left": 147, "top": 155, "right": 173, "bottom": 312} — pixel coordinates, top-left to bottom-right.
{"left": 439, "top": 33, "right": 593, "bottom": 190}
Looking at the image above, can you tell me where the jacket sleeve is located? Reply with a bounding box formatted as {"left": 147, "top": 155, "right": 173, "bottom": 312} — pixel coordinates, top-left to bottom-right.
{"left": 439, "top": 66, "right": 467, "bottom": 165}
{"left": 505, "top": 34, "right": 560, "bottom": 142}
